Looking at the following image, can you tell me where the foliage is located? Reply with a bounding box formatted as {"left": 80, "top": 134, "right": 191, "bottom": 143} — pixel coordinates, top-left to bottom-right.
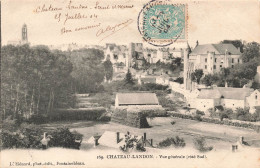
{"left": 219, "top": 108, "right": 233, "bottom": 121}
{"left": 125, "top": 69, "right": 135, "bottom": 85}
{"left": 191, "top": 69, "right": 204, "bottom": 84}
{"left": 233, "top": 108, "right": 257, "bottom": 121}
{"left": 88, "top": 93, "right": 115, "bottom": 108}
{"left": 1, "top": 45, "right": 75, "bottom": 121}
{"left": 49, "top": 108, "right": 106, "bottom": 121}
{"left": 103, "top": 60, "right": 113, "bottom": 81}
{"left": 193, "top": 137, "right": 213, "bottom": 152}
{"left": 139, "top": 83, "right": 168, "bottom": 91}
{"left": 201, "top": 73, "right": 223, "bottom": 86}
{"left": 200, "top": 42, "right": 260, "bottom": 88}
{"left": 65, "top": 48, "right": 105, "bottom": 93}
{"left": 196, "top": 110, "right": 205, "bottom": 116}
{"left": 174, "top": 77, "right": 184, "bottom": 84}
{"left": 1, "top": 120, "right": 83, "bottom": 150}
{"left": 120, "top": 132, "right": 146, "bottom": 152}
{"left": 156, "top": 91, "right": 176, "bottom": 111}
{"left": 1, "top": 121, "right": 44, "bottom": 149}
{"left": 171, "top": 121, "right": 176, "bottom": 125}
{"left": 170, "top": 112, "right": 260, "bottom": 132}
{"left": 158, "top": 136, "right": 186, "bottom": 148}
{"left": 241, "top": 42, "right": 260, "bottom": 63}
{"left": 173, "top": 57, "right": 182, "bottom": 66}
{"left": 49, "top": 127, "right": 82, "bottom": 149}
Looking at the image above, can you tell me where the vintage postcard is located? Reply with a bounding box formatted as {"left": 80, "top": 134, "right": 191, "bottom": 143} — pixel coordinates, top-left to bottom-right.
{"left": 1, "top": 0, "right": 260, "bottom": 167}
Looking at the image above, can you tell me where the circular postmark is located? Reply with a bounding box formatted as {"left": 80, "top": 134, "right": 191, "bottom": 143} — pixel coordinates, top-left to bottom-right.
{"left": 138, "top": 0, "right": 188, "bottom": 47}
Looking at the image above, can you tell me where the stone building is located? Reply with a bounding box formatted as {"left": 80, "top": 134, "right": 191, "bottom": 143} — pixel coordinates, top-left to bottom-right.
{"left": 8, "top": 24, "right": 30, "bottom": 46}
{"left": 103, "top": 43, "right": 128, "bottom": 66}
{"left": 184, "top": 41, "right": 242, "bottom": 90}
{"left": 189, "top": 42, "right": 242, "bottom": 74}
{"left": 195, "top": 87, "right": 254, "bottom": 113}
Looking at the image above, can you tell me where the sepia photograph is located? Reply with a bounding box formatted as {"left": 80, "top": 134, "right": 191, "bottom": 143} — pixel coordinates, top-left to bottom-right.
{"left": 1, "top": 0, "right": 260, "bottom": 167}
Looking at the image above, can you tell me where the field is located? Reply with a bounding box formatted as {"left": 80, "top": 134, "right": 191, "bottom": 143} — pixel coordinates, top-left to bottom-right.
{"left": 42, "top": 117, "right": 260, "bottom": 151}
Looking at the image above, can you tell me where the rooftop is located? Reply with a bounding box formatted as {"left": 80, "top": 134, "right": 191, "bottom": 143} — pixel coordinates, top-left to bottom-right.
{"left": 116, "top": 92, "right": 159, "bottom": 105}
{"left": 190, "top": 43, "right": 241, "bottom": 55}
{"left": 198, "top": 87, "right": 254, "bottom": 100}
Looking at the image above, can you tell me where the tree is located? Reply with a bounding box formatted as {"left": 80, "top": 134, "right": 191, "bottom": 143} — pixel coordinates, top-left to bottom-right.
{"left": 1, "top": 45, "right": 75, "bottom": 120}
{"left": 125, "top": 69, "right": 134, "bottom": 85}
{"left": 242, "top": 42, "right": 260, "bottom": 63}
{"left": 103, "top": 60, "right": 113, "bottom": 81}
{"left": 66, "top": 48, "right": 105, "bottom": 93}
{"left": 191, "top": 69, "right": 204, "bottom": 84}
{"left": 173, "top": 57, "right": 182, "bottom": 66}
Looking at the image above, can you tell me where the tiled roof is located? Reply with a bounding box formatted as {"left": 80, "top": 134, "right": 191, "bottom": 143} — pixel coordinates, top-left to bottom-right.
{"left": 117, "top": 92, "right": 159, "bottom": 105}
{"left": 190, "top": 43, "right": 241, "bottom": 55}
{"left": 198, "top": 87, "right": 254, "bottom": 100}
{"left": 197, "top": 89, "right": 222, "bottom": 99}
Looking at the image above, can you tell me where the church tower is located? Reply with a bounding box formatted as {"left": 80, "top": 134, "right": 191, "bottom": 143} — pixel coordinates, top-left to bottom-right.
{"left": 21, "top": 24, "right": 28, "bottom": 44}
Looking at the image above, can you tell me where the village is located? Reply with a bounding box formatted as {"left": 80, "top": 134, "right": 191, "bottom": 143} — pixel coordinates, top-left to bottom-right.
{"left": 2, "top": 24, "right": 260, "bottom": 155}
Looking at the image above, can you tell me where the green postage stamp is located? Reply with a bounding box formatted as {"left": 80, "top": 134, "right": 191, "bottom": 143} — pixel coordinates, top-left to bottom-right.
{"left": 138, "top": 0, "right": 188, "bottom": 46}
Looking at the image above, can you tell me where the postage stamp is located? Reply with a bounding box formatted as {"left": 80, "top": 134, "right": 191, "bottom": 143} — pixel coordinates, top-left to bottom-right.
{"left": 138, "top": 0, "right": 188, "bottom": 46}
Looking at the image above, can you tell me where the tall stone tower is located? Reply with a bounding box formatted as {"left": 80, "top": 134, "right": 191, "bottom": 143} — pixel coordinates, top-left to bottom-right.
{"left": 21, "top": 24, "right": 28, "bottom": 44}
{"left": 183, "top": 42, "right": 192, "bottom": 90}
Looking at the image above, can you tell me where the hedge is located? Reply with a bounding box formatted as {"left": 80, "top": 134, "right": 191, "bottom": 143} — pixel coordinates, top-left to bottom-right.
{"left": 48, "top": 108, "right": 106, "bottom": 121}
{"left": 170, "top": 112, "right": 260, "bottom": 132}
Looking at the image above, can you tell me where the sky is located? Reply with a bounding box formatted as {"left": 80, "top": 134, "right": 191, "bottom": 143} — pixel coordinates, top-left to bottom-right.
{"left": 1, "top": 0, "right": 260, "bottom": 48}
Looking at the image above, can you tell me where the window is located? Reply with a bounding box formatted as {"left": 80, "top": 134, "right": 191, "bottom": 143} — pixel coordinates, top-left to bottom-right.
{"left": 205, "top": 65, "right": 207, "bottom": 69}
{"left": 113, "top": 54, "right": 118, "bottom": 59}
{"left": 213, "top": 65, "right": 216, "bottom": 69}
{"left": 232, "top": 65, "right": 234, "bottom": 68}
{"left": 232, "top": 58, "right": 234, "bottom": 63}
{"left": 256, "top": 95, "right": 258, "bottom": 100}
{"left": 215, "top": 58, "right": 217, "bottom": 63}
{"left": 220, "top": 65, "right": 222, "bottom": 68}
{"left": 205, "top": 58, "right": 207, "bottom": 62}
{"left": 238, "top": 59, "right": 240, "bottom": 63}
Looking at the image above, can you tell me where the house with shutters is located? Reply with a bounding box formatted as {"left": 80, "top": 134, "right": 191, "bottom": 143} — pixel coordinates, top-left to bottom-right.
{"left": 188, "top": 42, "right": 242, "bottom": 75}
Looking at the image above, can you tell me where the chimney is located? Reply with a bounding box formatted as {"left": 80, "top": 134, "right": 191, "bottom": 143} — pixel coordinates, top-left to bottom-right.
{"left": 94, "top": 135, "right": 100, "bottom": 147}
{"left": 143, "top": 133, "right": 146, "bottom": 142}
{"left": 196, "top": 40, "right": 199, "bottom": 47}
{"left": 94, "top": 138, "right": 99, "bottom": 147}
{"left": 116, "top": 132, "right": 120, "bottom": 143}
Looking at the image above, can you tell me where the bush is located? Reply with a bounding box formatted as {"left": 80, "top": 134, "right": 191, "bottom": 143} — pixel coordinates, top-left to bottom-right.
{"left": 49, "top": 108, "right": 106, "bottom": 121}
{"left": 49, "top": 127, "right": 82, "bottom": 149}
{"left": 171, "top": 121, "right": 176, "bottom": 125}
{"left": 1, "top": 120, "right": 83, "bottom": 150}
{"left": 119, "top": 132, "right": 146, "bottom": 152}
{"left": 196, "top": 110, "right": 205, "bottom": 116}
{"left": 158, "top": 136, "right": 185, "bottom": 148}
{"left": 193, "top": 137, "right": 213, "bottom": 152}
{"left": 158, "top": 138, "right": 172, "bottom": 147}
{"left": 1, "top": 123, "right": 44, "bottom": 149}
{"left": 28, "top": 114, "right": 48, "bottom": 124}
